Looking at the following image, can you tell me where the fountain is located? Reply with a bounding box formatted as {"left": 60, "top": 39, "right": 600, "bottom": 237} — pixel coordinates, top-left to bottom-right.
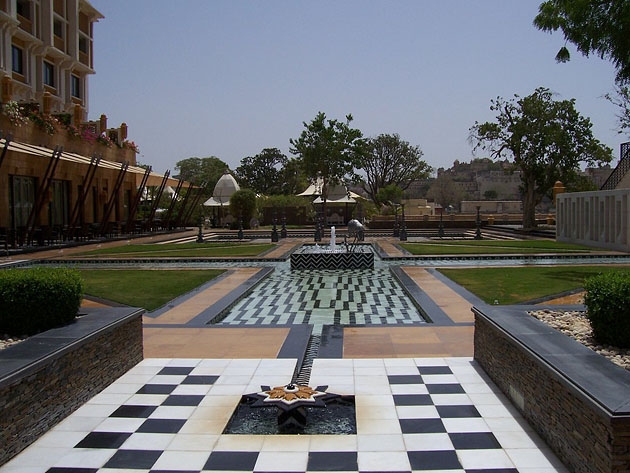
{"left": 223, "top": 383, "right": 356, "bottom": 434}
{"left": 290, "top": 219, "right": 374, "bottom": 269}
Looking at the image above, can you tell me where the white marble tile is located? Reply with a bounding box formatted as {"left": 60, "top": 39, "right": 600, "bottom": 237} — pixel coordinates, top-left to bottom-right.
{"left": 413, "top": 357, "right": 447, "bottom": 366}
{"left": 421, "top": 374, "right": 459, "bottom": 384}
{"left": 403, "top": 433, "right": 454, "bottom": 451}
{"left": 442, "top": 417, "right": 491, "bottom": 433}
{"left": 309, "top": 435, "right": 357, "bottom": 451}
{"left": 86, "top": 393, "right": 132, "bottom": 405}
{"left": 137, "top": 358, "right": 171, "bottom": 367}
{"left": 494, "top": 430, "right": 547, "bottom": 449}
{"left": 396, "top": 405, "right": 440, "bottom": 419}
{"left": 390, "top": 384, "right": 428, "bottom": 394}
{"left": 4, "top": 447, "right": 73, "bottom": 468}
{"left": 506, "top": 448, "right": 565, "bottom": 469}
{"left": 147, "top": 375, "right": 186, "bottom": 385}
{"left": 121, "top": 433, "right": 175, "bottom": 450}
{"left": 262, "top": 435, "right": 310, "bottom": 451}
{"left": 166, "top": 433, "right": 219, "bottom": 451}
{"left": 457, "top": 449, "right": 515, "bottom": 470}
{"left": 430, "top": 394, "right": 473, "bottom": 405}
{"left": 214, "top": 434, "right": 265, "bottom": 451}
{"left": 357, "top": 434, "right": 405, "bottom": 452}
{"left": 254, "top": 451, "right": 308, "bottom": 472}
{"left": 170, "top": 384, "right": 213, "bottom": 395}
{"left": 72, "top": 404, "right": 118, "bottom": 417}
{"left": 167, "top": 358, "right": 202, "bottom": 367}
{"left": 151, "top": 450, "right": 208, "bottom": 470}
{"left": 93, "top": 417, "right": 145, "bottom": 433}
{"left": 484, "top": 416, "right": 534, "bottom": 432}
{"left": 358, "top": 450, "right": 411, "bottom": 471}
{"left": 149, "top": 406, "right": 196, "bottom": 420}
{"left": 53, "top": 448, "right": 115, "bottom": 468}
{"left": 356, "top": 418, "right": 402, "bottom": 435}
{"left": 125, "top": 394, "right": 168, "bottom": 406}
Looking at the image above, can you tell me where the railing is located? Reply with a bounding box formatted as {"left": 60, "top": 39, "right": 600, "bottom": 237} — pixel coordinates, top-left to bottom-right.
{"left": 600, "top": 142, "right": 630, "bottom": 190}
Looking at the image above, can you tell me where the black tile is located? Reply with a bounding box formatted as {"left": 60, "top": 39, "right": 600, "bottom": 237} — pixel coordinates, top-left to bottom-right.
{"left": 157, "top": 367, "right": 194, "bottom": 375}
{"left": 203, "top": 451, "right": 259, "bottom": 471}
{"left": 74, "top": 432, "right": 131, "bottom": 449}
{"left": 307, "top": 451, "right": 357, "bottom": 471}
{"left": 426, "top": 384, "right": 466, "bottom": 394}
{"left": 162, "top": 395, "right": 204, "bottom": 406}
{"left": 103, "top": 449, "right": 163, "bottom": 469}
{"left": 46, "top": 469, "right": 98, "bottom": 473}
{"left": 388, "top": 375, "right": 424, "bottom": 384}
{"left": 137, "top": 418, "right": 187, "bottom": 433}
{"left": 408, "top": 450, "right": 462, "bottom": 470}
{"left": 465, "top": 470, "right": 519, "bottom": 473}
{"left": 393, "top": 394, "right": 433, "bottom": 406}
{"left": 110, "top": 405, "right": 157, "bottom": 418}
{"left": 417, "top": 366, "right": 453, "bottom": 375}
{"left": 181, "top": 375, "right": 219, "bottom": 385}
{"left": 151, "top": 471, "right": 199, "bottom": 473}
{"left": 399, "top": 418, "right": 446, "bottom": 433}
{"left": 137, "top": 384, "right": 177, "bottom": 394}
{"left": 450, "top": 432, "right": 501, "bottom": 449}
{"left": 437, "top": 405, "right": 481, "bottom": 418}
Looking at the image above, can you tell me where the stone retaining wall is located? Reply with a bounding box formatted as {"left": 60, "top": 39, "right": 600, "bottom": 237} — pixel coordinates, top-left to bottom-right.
{"left": 0, "top": 309, "right": 143, "bottom": 466}
{"left": 474, "top": 308, "right": 630, "bottom": 473}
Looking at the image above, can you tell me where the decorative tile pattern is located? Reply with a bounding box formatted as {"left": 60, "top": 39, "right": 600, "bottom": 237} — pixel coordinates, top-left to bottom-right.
{"left": 1, "top": 358, "right": 568, "bottom": 473}
{"left": 216, "top": 268, "right": 426, "bottom": 334}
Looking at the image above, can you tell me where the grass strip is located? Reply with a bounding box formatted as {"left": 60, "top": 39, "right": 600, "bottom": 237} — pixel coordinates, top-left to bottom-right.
{"left": 78, "top": 243, "right": 275, "bottom": 257}
{"left": 401, "top": 240, "right": 594, "bottom": 255}
{"left": 81, "top": 269, "right": 226, "bottom": 311}
{"left": 438, "top": 265, "right": 625, "bottom": 305}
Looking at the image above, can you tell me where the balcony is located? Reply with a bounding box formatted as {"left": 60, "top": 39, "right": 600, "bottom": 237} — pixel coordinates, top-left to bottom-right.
{"left": 17, "top": 14, "right": 32, "bottom": 35}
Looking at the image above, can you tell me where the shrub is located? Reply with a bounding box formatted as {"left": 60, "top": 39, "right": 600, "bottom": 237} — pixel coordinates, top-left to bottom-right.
{"left": 584, "top": 271, "right": 630, "bottom": 348}
{"left": 229, "top": 189, "right": 257, "bottom": 229}
{"left": 0, "top": 268, "right": 83, "bottom": 336}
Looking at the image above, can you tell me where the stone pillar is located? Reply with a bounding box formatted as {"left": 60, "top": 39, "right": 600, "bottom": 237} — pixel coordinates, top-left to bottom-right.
{"left": 42, "top": 91, "right": 52, "bottom": 114}
{"left": 120, "top": 123, "right": 128, "bottom": 141}
{"left": 73, "top": 103, "right": 83, "bottom": 125}
{"left": 99, "top": 114, "right": 107, "bottom": 133}
{"left": 2, "top": 75, "right": 13, "bottom": 103}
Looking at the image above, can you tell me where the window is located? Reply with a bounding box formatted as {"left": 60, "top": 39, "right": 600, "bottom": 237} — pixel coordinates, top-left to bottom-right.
{"left": 49, "top": 180, "right": 69, "bottom": 226}
{"left": 43, "top": 61, "right": 54, "bottom": 87}
{"left": 12, "top": 46, "right": 23, "bottom": 74}
{"left": 16, "top": 0, "right": 30, "bottom": 19}
{"left": 9, "top": 176, "right": 35, "bottom": 229}
{"left": 53, "top": 18, "right": 63, "bottom": 38}
{"left": 79, "top": 35, "right": 88, "bottom": 54}
{"left": 71, "top": 74, "right": 80, "bottom": 98}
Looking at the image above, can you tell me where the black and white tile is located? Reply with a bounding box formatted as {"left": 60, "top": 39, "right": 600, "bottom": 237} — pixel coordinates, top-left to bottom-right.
{"left": 1, "top": 358, "right": 567, "bottom": 473}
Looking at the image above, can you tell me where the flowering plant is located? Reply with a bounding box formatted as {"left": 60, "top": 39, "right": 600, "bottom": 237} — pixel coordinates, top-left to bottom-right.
{"left": 122, "top": 140, "right": 140, "bottom": 154}
{"left": 80, "top": 126, "right": 98, "bottom": 143}
{"left": 29, "top": 110, "right": 58, "bottom": 135}
{"left": 65, "top": 124, "right": 81, "bottom": 138}
{"left": 2, "top": 101, "right": 28, "bottom": 127}
{"left": 97, "top": 133, "right": 114, "bottom": 148}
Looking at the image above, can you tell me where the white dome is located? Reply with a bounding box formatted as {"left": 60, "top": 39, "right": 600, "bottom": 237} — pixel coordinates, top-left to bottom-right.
{"left": 212, "top": 173, "right": 240, "bottom": 202}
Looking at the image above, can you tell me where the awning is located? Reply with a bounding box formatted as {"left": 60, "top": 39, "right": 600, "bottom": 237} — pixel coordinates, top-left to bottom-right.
{"left": 0, "top": 138, "right": 186, "bottom": 188}
{"left": 203, "top": 196, "right": 230, "bottom": 207}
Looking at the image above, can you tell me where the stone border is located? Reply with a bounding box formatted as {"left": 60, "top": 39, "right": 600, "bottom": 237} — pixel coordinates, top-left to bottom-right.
{"left": 473, "top": 304, "right": 630, "bottom": 473}
{"left": 0, "top": 307, "right": 144, "bottom": 466}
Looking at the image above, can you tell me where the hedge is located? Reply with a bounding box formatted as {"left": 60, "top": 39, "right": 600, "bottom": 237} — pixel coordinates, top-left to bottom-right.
{"left": 584, "top": 271, "right": 630, "bottom": 348}
{"left": 0, "top": 267, "right": 83, "bottom": 336}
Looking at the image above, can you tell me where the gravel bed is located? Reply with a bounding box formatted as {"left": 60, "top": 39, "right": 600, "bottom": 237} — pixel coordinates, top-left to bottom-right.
{"left": 0, "top": 335, "right": 26, "bottom": 351}
{"left": 529, "top": 309, "right": 630, "bottom": 371}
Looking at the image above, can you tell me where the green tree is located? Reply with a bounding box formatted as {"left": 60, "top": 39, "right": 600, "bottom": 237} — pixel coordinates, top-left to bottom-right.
{"left": 376, "top": 183, "right": 404, "bottom": 205}
{"left": 605, "top": 85, "right": 630, "bottom": 135}
{"left": 235, "top": 148, "right": 288, "bottom": 195}
{"left": 483, "top": 189, "right": 498, "bottom": 200}
{"left": 229, "top": 189, "right": 257, "bottom": 229}
{"left": 175, "top": 156, "right": 229, "bottom": 195}
{"left": 280, "top": 158, "right": 309, "bottom": 195}
{"left": 289, "top": 112, "right": 365, "bottom": 216}
{"left": 470, "top": 87, "right": 613, "bottom": 229}
{"left": 534, "top": 0, "right": 630, "bottom": 84}
{"left": 358, "top": 133, "right": 432, "bottom": 205}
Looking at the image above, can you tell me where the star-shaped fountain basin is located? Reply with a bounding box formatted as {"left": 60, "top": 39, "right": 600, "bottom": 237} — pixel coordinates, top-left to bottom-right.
{"left": 248, "top": 384, "right": 338, "bottom": 411}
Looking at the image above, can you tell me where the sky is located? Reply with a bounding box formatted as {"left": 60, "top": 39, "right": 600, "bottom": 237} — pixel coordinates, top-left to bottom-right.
{"left": 88, "top": 0, "right": 624, "bottom": 175}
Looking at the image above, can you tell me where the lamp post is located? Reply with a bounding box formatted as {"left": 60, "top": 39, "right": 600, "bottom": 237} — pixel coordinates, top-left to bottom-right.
{"left": 314, "top": 206, "right": 322, "bottom": 242}
{"left": 281, "top": 207, "right": 287, "bottom": 239}
{"left": 271, "top": 207, "right": 279, "bottom": 242}
{"left": 238, "top": 213, "right": 244, "bottom": 240}
{"left": 357, "top": 204, "right": 364, "bottom": 241}
{"left": 196, "top": 215, "right": 204, "bottom": 243}
{"left": 399, "top": 204, "right": 407, "bottom": 241}
{"left": 393, "top": 204, "right": 400, "bottom": 237}
{"left": 475, "top": 205, "right": 483, "bottom": 240}
{"left": 438, "top": 207, "right": 444, "bottom": 238}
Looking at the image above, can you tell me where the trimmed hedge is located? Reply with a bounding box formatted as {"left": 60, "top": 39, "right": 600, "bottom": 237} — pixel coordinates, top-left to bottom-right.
{"left": 0, "top": 268, "right": 83, "bottom": 336}
{"left": 584, "top": 271, "right": 630, "bottom": 348}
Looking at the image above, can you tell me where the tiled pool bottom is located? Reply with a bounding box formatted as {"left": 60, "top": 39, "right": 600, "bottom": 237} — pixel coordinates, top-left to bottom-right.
{"left": 0, "top": 358, "right": 568, "bottom": 473}
{"left": 214, "top": 267, "right": 426, "bottom": 334}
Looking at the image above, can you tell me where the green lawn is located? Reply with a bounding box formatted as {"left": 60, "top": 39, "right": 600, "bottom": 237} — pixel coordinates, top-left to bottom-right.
{"left": 438, "top": 265, "right": 627, "bottom": 304}
{"left": 78, "top": 243, "right": 276, "bottom": 258}
{"left": 81, "top": 269, "right": 226, "bottom": 311}
{"left": 401, "top": 240, "right": 595, "bottom": 255}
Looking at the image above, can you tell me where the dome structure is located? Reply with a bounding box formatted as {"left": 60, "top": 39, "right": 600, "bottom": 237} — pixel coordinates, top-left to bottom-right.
{"left": 203, "top": 172, "right": 240, "bottom": 207}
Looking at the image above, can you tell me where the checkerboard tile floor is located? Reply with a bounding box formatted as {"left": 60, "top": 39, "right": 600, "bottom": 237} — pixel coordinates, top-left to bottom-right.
{"left": 1, "top": 358, "right": 568, "bottom": 473}
{"left": 218, "top": 269, "right": 426, "bottom": 334}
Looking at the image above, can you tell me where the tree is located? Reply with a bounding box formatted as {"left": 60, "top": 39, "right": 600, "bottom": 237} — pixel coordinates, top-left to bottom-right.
{"left": 279, "top": 158, "right": 309, "bottom": 195}
{"left": 229, "top": 189, "right": 257, "bottom": 229}
{"left": 358, "top": 133, "right": 432, "bottom": 205}
{"left": 605, "top": 85, "right": 630, "bottom": 135}
{"left": 427, "top": 173, "right": 464, "bottom": 210}
{"left": 470, "top": 87, "right": 613, "bottom": 229}
{"left": 289, "top": 112, "right": 365, "bottom": 216}
{"left": 235, "top": 148, "right": 288, "bottom": 195}
{"left": 534, "top": 0, "right": 630, "bottom": 84}
{"left": 483, "top": 189, "right": 498, "bottom": 200}
{"left": 376, "top": 183, "right": 404, "bottom": 205}
{"left": 175, "top": 156, "right": 229, "bottom": 195}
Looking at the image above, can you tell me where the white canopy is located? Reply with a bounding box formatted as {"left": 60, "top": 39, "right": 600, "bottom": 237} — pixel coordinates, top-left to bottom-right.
{"left": 203, "top": 172, "right": 240, "bottom": 207}
{"left": 297, "top": 178, "right": 363, "bottom": 200}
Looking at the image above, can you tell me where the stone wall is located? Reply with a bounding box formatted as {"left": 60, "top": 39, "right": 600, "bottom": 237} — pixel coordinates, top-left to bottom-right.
{"left": 556, "top": 189, "right": 630, "bottom": 252}
{"left": 474, "top": 312, "right": 630, "bottom": 473}
{"left": 0, "top": 312, "right": 143, "bottom": 466}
